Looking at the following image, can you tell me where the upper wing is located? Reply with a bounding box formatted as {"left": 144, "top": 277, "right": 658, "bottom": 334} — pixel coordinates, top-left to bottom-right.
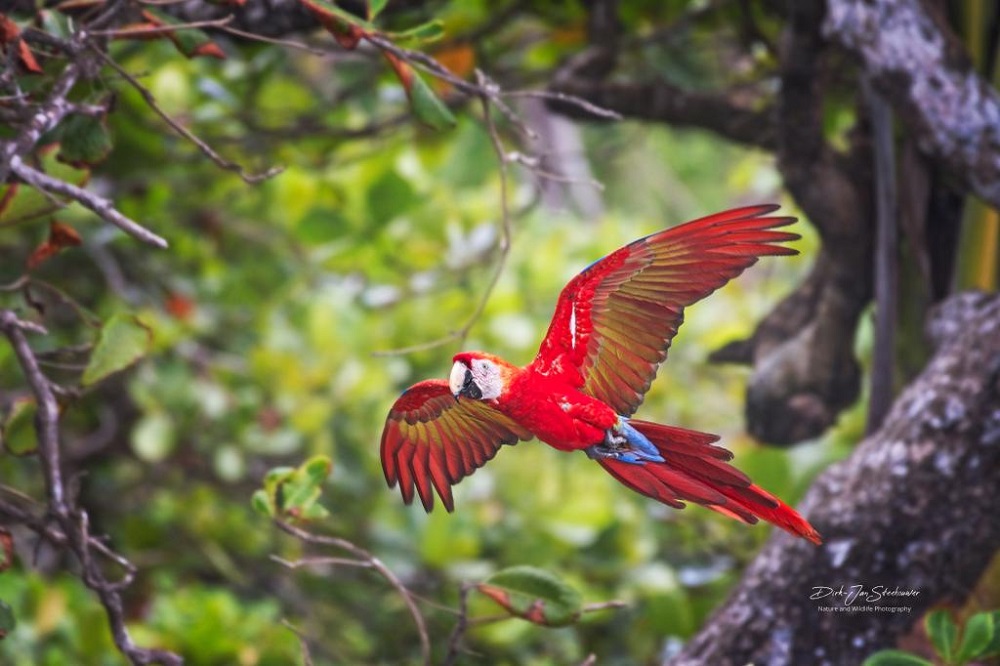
{"left": 380, "top": 379, "right": 533, "bottom": 511}
{"left": 530, "top": 205, "right": 797, "bottom": 415}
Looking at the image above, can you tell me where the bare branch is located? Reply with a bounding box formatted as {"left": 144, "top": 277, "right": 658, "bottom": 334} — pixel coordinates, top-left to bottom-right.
{"left": 0, "top": 309, "right": 182, "bottom": 665}
{"left": 92, "top": 48, "right": 284, "bottom": 185}
{"left": 275, "top": 520, "right": 431, "bottom": 666}
{"left": 9, "top": 157, "right": 169, "bottom": 249}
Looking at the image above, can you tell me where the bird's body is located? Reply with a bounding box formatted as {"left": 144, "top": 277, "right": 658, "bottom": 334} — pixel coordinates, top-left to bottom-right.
{"left": 381, "top": 205, "right": 822, "bottom": 544}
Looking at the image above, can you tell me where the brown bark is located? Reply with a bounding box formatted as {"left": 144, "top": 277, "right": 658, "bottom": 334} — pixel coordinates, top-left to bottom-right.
{"left": 670, "top": 291, "right": 1000, "bottom": 666}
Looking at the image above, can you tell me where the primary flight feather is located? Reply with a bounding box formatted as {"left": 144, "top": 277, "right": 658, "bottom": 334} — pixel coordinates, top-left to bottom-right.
{"left": 380, "top": 204, "right": 821, "bottom": 544}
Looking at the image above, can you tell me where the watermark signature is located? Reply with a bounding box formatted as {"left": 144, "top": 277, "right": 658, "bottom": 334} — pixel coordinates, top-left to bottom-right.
{"left": 810, "top": 584, "right": 920, "bottom": 614}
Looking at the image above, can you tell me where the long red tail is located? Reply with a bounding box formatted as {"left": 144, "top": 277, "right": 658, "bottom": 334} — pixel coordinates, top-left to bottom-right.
{"left": 598, "top": 420, "right": 822, "bottom": 544}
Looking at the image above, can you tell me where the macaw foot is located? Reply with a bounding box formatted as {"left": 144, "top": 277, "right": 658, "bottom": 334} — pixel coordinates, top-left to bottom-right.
{"left": 585, "top": 418, "right": 665, "bottom": 464}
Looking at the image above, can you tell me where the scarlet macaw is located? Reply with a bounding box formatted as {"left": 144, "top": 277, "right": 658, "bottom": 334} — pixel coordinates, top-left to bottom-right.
{"left": 380, "top": 205, "right": 821, "bottom": 544}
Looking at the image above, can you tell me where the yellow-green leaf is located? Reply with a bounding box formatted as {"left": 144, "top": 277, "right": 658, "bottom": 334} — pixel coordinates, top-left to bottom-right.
{"left": 82, "top": 314, "right": 153, "bottom": 386}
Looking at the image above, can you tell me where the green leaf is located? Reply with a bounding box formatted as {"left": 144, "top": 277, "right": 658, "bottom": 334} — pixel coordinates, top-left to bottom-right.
{"left": 388, "top": 19, "right": 445, "bottom": 45}
{"left": 861, "top": 650, "right": 933, "bottom": 666}
{"left": 82, "top": 314, "right": 153, "bottom": 386}
{"left": 255, "top": 457, "right": 332, "bottom": 522}
{"left": 980, "top": 611, "right": 1000, "bottom": 657}
{"left": 251, "top": 489, "right": 274, "bottom": 517}
{"left": 1, "top": 398, "right": 37, "bottom": 456}
{"left": 367, "top": 170, "right": 417, "bottom": 226}
{"left": 408, "top": 70, "right": 456, "bottom": 130}
{"left": 926, "top": 610, "right": 957, "bottom": 662}
{"left": 367, "top": 0, "right": 389, "bottom": 20}
{"left": 278, "top": 455, "right": 332, "bottom": 518}
{"left": 57, "top": 113, "right": 112, "bottom": 167}
{"left": 476, "top": 566, "right": 583, "bottom": 627}
{"left": 956, "top": 611, "right": 994, "bottom": 663}
{"left": 0, "top": 599, "right": 15, "bottom": 638}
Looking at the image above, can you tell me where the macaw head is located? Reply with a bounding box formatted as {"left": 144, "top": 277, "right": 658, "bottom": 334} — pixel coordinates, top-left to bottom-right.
{"left": 449, "top": 352, "right": 507, "bottom": 401}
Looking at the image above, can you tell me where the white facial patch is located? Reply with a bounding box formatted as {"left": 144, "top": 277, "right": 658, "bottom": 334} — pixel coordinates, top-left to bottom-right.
{"left": 470, "top": 358, "right": 503, "bottom": 400}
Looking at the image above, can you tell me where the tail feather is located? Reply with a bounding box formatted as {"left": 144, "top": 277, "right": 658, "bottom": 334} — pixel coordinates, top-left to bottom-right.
{"left": 598, "top": 420, "right": 822, "bottom": 544}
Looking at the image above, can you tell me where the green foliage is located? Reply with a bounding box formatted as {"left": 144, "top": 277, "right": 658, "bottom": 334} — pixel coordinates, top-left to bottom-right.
{"left": 252, "top": 455, "right": 333, "bottom": 521}
{"left": 865, "top": 609, "right": 1000, "bottom": 666}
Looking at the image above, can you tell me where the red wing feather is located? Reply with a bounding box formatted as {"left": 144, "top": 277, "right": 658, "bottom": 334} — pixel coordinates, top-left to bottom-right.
{"left": 380, "top": 379, "right": 532, "bottom": 512}
{"left": 531, "top": 205, "right": 798, "bottom": 415}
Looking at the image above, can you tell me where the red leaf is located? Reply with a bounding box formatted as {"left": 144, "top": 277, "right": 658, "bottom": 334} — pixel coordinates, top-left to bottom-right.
{"left": 111, "top": 22, "right": 169, "bottom": 42}
{"left": 49, "top": 221, "right": 82, "bottom": 249}
{"left": 381, "top": 50, "right": 414, "bottom": 91}
{"left": 164, "top": 293, "right": 195, "bottom": 321}
{"left": 26, "top": 243, "right": 57, "bottom": 270}
{"left": 190, "top": 42, "right": 227, "bottom": 59}
{"left": 26, "top": 221, "right": 83, "bottom": 270}
{"left": 299, "top": 0, "right": 367, "bottom": 49}
{"left": 0, "top": 16, "right": 42, "bottom": 74}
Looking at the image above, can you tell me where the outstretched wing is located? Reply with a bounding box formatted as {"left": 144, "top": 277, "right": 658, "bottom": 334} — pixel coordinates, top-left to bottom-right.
{"left": 530, "top": 205, "right": 797, "bottom": 416}
{"left": 380, "top": 379, "right": 533, "bottom": 511}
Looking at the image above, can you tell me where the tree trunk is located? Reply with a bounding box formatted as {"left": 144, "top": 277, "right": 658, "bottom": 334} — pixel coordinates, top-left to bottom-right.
{"left": 670, "top": 291, "right": 1000, "bottom": 666}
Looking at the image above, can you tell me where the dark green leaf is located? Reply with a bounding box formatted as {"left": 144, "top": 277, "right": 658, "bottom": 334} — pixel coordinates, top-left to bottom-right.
{"left": 408, "top": 70, "right": 456, "bottom": 130}
{"left": 388, "top": 20, "right": 445, "bottom": 45}
{"left": 477, "top": 566, "right": 582, "bottom": 626}
{"left": 926, "top": 609, "right": 957, "bottom": 662}
{"left": 861, "top": 650, "right": 933, "bottom": 666}
{"left": 82, "top": 314, "right": 153, "bottom": 386}
{"left": 367, "top": 170, "right": 417, "bottom": 226}
{"left": 57, "top": 113, "right": 112, "bottom": 167}
{"left": 956, "top": 611, "right": 994, "bottom": 663}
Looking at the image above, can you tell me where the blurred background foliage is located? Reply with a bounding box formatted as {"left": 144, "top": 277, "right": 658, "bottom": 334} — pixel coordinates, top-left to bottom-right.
{"left": 0, "top": 2, "right": 869, "bottom": 663}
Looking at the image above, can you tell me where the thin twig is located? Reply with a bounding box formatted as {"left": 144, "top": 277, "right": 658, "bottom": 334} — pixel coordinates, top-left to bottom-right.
{"left": 92, "top": 47, "right": 284, "bottom": 185}
{"left": 9, "top": 157, "right": 169, "bottom": 249}
{"left": 503, "top": 89, "right": 622, "bottom": 120}
{"left": 220, "top": 26, "right": 328, "bottom": 55}
{"left": 373, "top": 73, "right": 515, "bottom": 357}
{"left": 275, "top": 520, "right": 431, "bottom": 666}
{"left": 443, "top": 582, "right": 472, "bottom": 666}
{"left": 280, "top": 619, "right": 315, "bottom": 666}
{"left": 89, "top": 16, "right": 234, "bottom": 38}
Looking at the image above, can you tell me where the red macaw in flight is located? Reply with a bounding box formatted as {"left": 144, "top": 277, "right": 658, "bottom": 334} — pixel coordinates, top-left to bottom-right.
{"left": 380, "top": 205, "right": 821, "bottom": 544}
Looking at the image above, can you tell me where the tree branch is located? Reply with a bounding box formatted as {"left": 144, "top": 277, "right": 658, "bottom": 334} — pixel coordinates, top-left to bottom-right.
{"left": 0, "top": 309, "right": 182, "bottom": 666}
{"left": 9, "top": 157, "right": 169, "bottom": 249}
{"left": 672, "top": 291, "right": 1000, "bottom": 665}
{"left": 824, "top": 0, "right": 1000, "bottom": 209}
